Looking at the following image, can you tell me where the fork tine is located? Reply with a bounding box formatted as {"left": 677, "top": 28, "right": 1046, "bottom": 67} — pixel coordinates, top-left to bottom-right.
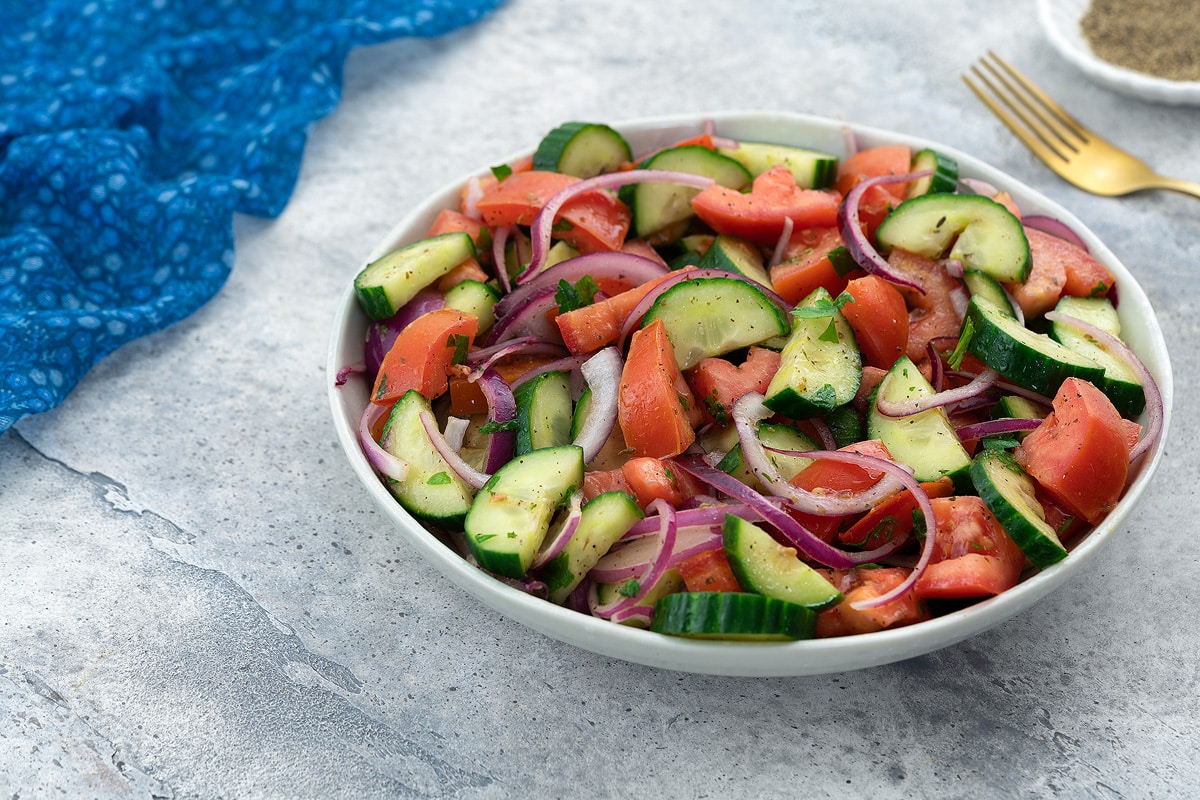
{"left": 962, "top": 69, "right": 1069, "bottom": 167}
{"left": 974, "top": 59, "right": 1081, "bottom": 157}
{"left": 983, "top": 51, "right": 1091, "bottom": 145}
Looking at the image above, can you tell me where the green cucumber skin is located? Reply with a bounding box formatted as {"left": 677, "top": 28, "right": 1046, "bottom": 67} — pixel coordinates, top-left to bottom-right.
{"left": 716, "top": 140, "right": 838, "bottom": 190}
{"left": 1049, "top": 297, "right": 1146, "bottom": 418}
{"left": 513, "top": 370, "right": 573, "bottom": 456}
{"left": 764, "top": 287, "right": 861, "bottom": 419}
{"left": 906, "top": 148, "right": 959, "bottom": 198}
{"left": 464, "top": 445, "right": 585, "bottom": 579}
{"left": 354, "top": 232, "right": 476, "bottom": 321}
{"left": 966, "top": 296, "right": 1105, "bottom": 398}
{"left": 379, "top": 390, "right": 475, "bottom": 528}
{"left": 532, "top": 121, "right": 632, "bottom": 178}
{"left": 650, "top": 592, "right": 817, "bottom": 641}
{"left": 722, "top": 516, "right": 843, "bottom": 611}
{"left": 696, "top": 234, "right": 772, "bottom": 288}
{"left": 962, "top": 269, "right": 1014, "bottom": 318}
{"left": 867, "top": 355, "right": 972, "bottom": 490}
{"left": 541, "top": 491, "right": 644, "bottom": 603}
{"left": 623, "top": 145, "right": 752, "bottom": 237}
{"left": 641, "top": 277, "right": 790, "bottom": 370}
{"left": 875, "top": 194, "right": 1030, "bottom": 283}
{"left": 970, "top": 450, "right": 1068, "bottom": 569}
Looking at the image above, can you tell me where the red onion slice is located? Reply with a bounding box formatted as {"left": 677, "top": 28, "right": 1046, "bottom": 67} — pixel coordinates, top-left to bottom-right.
{"left": 335, "top": 361, "right": 366, "bottom": 387}
{"left": 364, "top": 288, "right": 446, "bottom": 377}
{"left": 1043, "top": 311, "right": 1163, "bottom": 462}
{"left": 359, "top": 402, "right": 409, "bottom": 481}
{"left": 874, "top": 369, "right": 999, "bottom": 417}
{"left": 509, "top": 354, "right": 588, "bottom": 390}
{"left": 524, "top": 169, "right": 717, "bottom": 280}
{"left": 467, "top": 337, "right": 567, "bottom": 377}
{"left": 590, "top": 524, "right": 723, "bottom": 583}
{"left": 770, "top": 216, "right": 795, "bottom": 268}
{"left": 732, "top": 393, "right": 903, "bottom": 515}
{"left": 477, "top": 368, "right": 517, "bottom": 474}
{"left": 484, "top": 285, "right": 562, "bottom": 346}
{"left": 958, "top": 177, "right": 1000, "bottom": 197}
{"left": 492, "top": 225, "right": 513, "bottom": 294}
{"left": 495, "top": 251, "right": 667, "bottom": 318}
{"left": 532, "top": 491, "right": 584, "bottom": 569}
{"left": 573, "top": 347, "right": 623, "bottom": 464}
{"left": 836, "top": 170, "right": 932, "bottom": 294}
{"left": 954, "top": 417, "right": 1043, "bottom": 441}
{"left": 419, "top": 410, "right": 489, "bottom": 490}
{"left": 462, "top": 176, "right": 484, "bottom": 221}
{"left": 673, "top": 456, "right": 907, "bottom": 569}
{"left": 590, "top": 499, "right": 678, "bottom": 618}
{"left": 1023, "top": 215, "right": 1089, "bottom": 252}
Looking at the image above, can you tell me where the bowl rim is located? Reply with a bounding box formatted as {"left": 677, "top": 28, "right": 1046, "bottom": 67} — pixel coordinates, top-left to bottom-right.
{"left": 328, "top": 110, "right": 1173, "bottom": 676}
{"left": 1038, "top": 0, "right": 1200, "bottom": 106}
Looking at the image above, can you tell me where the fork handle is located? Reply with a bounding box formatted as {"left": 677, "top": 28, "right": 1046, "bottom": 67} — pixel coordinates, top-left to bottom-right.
{"left": 1153, "top": 177, "right": 1200, "bottom": 200}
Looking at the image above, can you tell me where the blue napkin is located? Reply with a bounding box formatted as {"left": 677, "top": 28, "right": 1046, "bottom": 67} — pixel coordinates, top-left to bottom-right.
{"left": 0, "top": 0, "right": 503, "bottom": 434}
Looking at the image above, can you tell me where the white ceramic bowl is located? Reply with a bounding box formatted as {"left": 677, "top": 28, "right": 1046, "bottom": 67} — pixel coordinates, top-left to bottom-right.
{"left": 328, "top": 111, "right": 1172, "bottom": 676}
{"left": 1040, "top": 0, "right": 1200, "bottom": 105}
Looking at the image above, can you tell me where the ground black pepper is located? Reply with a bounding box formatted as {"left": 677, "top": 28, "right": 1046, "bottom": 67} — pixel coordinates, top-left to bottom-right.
{"left": 1080, "top": 0, "right": 1200, "bottom": 81}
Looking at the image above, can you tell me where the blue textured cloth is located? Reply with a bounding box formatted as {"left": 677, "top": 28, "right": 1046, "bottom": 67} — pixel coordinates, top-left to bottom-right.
{"left": 0, "top": 0, "right": 503, "bottom": 433}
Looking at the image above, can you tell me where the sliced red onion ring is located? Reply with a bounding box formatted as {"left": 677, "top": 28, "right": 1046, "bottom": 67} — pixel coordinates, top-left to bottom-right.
{"left": 732, "top": 393, "right": 903, "bottom": 515}
{"left": 419, "top": 410, "right": 489, "bottom": 490}
{"left": 496, "top": 251, "right": 667, "bottom": 318}
{"left": 532, "top": 491, "right": 584, "bottom": 569}
{"left": 359, "top": 402, "right": 408, "bottom": 481}
{"left": 673, "top": 456, "right": 908, "bottom": 569}
{"left": 842, "top": 126, "right": 859, "bottom": 157}
{"left": 509, "top": 354, "right": 588, "bottom": 390}
{"left": 1024, "top": 215, "right": 1089, "bottom": 252}
{"left": 444, "top": 415, "right": 469, "bottom": 451}
{"left": 874, "top": 369, "right": 999, "bottom": 417}
{"left": 621, "top": 503, "right": 768, "bottom": 540}
{"left": 477, "top": 368, "right": 517, "bottom": 473}
{"left": 573, "top": 347, "right": 623, "bottom": 464}
{"left": 590, "top": 499, "right": 678, "bottom": 618}
{"left": 492, "top": 225, "right": 513, "bottom": 294}
{"left": 925, "top": 341, "right": 946, "bottom": 392}
{"left": 836, "top": 170, "right": 932, "bottom": 295}
{"left": 958, "top": 177, "right": 999, "bottom": 197}
{"left": 466, "top": 337, "right": 567, "bottom": 377}
{"left": 484, "top": 285, "right": 561, "bottom": 346}
{"left": 1044, "top": 311, "right": 1163, "bottom": 462}
{"left": 954, "top": 417, "right": 1043, "bottom": 441}
{"left": 462, "top": 176, "right": 484, "bottom": 221}
{"left": 335, "top": 361, "right": 366, "bottom": 386}
{"left": 770, "top": 216, "right": 795, "bottom": 268}
{"left": 523, "top": 169, "right": 717, "bottom": 280}
{"left": 808, "top": 416, "right": 838, "bottom": 451}
{"left": 590, "top": 524, "right": 723, "bottom": 584}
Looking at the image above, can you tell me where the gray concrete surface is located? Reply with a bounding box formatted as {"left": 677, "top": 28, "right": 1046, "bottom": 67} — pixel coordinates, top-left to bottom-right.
{"left": 3, "top": 0, "right": 1198, "bottom": 797}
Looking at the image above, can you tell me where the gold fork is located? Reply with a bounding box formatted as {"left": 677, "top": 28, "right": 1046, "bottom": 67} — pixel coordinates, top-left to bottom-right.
{"left": 963, "top": 51, "right": 1200, "bottom": 200}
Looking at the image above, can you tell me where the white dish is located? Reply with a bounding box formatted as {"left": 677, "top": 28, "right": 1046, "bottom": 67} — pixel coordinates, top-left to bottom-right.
{"left": 327, "top": 111, "right": 1172, "bottom": 676}
{"left": 1039, "top": 0, "right": 1200, "bottom": 105}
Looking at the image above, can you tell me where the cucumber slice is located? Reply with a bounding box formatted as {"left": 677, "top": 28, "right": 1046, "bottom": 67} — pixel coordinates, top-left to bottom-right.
{"left": 717, "top": 422, "right": 817, "bottom": 487}
{"left": 1050, "top": 296, "right": 1146, "bottom": 417}
{"left": 991, "top": 395, "right": 1048, "bottom": 442}
{"left": 905, "top": 148, "right": 959, "bottom": 198}
{"left": 595, "top": 569, "right": 685, "bottom": 628}
{"left": 962, "top": 268, "right": 1015, "bottom": 319}
{"left": 875, "top": 194, "right": 1030, "bottom": 283}
{"left": 867, "top": 355, "right": 972, "bottom": 488}
{"left": 966, "top": 295, "right": 1105, "bottom": 398}
{"left": 513, "top": 370, "right": 574, "bottom": 456}
{"left": 379, "top": 390, "right": 475, "bottom": 527}
{"left": 541, "top": 491, "right": 644, "bottom": 604}
{"left": 696, "top": 234, "right": 772, "bottom": 288}
{"left": 764, "top": 287, "right": 861, "bottom": 419}
{"left": 650, "top": 592, "right": 817, "bottom": 641}
{"left": 443, "top": 279, "right": 499, "bottom": 334}
{"left": 532, "top": 121, "right": 632, "bottom": 178}
{"left": 641, "top": 276, "right": 790, "bottom": 370}
{"left": 716, "top": 140, "right": 838, "bottom": 189}
{"left": 623, "top": 145, "right": 752, "bottom": 237}
{"left": 354, "top": 232, "right": 476, "bottom": 321}
{"left": 722, "top": 515, "right": 843, "bottom": 610}
{"left": 464, "top": 445, "right": 585, "bottom": 578}
{"left": 970, "top": 449, "right": 1068, "bottom": 568}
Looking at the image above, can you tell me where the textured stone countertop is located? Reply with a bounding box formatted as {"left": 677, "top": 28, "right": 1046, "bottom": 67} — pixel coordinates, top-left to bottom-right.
{"left": 4, "top": 1, "right": 1198, "bottom": 797}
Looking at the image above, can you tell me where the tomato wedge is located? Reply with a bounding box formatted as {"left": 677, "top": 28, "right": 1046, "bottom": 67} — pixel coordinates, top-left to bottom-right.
{"left": 678, "top": 548, "right": 742, "bottom": 593}
{"left": 621, "top": 456, "right": 703, "bottom": 509}
{"left": 887, "top": 248, "right": 965, "bottom": 364}
{"left": 474, "top": 170, "right": 631, "bottom": 252}
{"left": 1015, "top": 377, "right": 1131, "bottom": 524}
{"left": 685, "top": 346, "right": 782, "bottom": 425}
{"left": 371, "top": 308, "right": 478, "bottom": 404}
{"left": 618, "top": 319, "right": 697, "bottom": 458}
{"left": 815, "top": 567, "right": 929, "bottom": 637}
{"left": 1003, "top": 227, "right": 1067, "bottom": 318}
{"left": 769, "top": 226, "right": 856, "bottom": 305}
{"left": 914, "top": 496, "right": 1026, "bottom": 599}
{"left": 555, "top": 268, "right": 693, "bottom": 355}
{"left": 841, "top": 274, "right": 909, "bottom": 370}
{"left": 835, "top": 145, "right": 912, "bottom": 237}
{"left": 787, "top": 439, "right": 893, "bottom": 542}
{"left": 691, "top": 166, "right": 841, "bottom": 245}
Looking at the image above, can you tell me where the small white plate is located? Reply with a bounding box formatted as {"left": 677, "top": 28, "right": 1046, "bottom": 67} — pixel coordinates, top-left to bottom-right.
{"left": 1039, "top": 0, "right": 1200, "bottom": 105}
{"left": 328, "top": 111, "right": 1172, "bottom": 677}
